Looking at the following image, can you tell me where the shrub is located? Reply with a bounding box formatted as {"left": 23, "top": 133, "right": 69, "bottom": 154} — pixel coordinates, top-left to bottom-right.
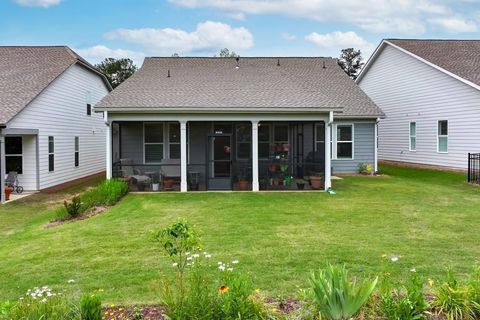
{"left": 82, "top": 179, "right": 128, "bottom": 209}
{"left": 431, "top": 269, "right": 477, "bottom": 320}
{"left": 80, "top": 294, "right": 102, "bottom": 320}
{"left": 309, "top": 264, "right": 378, "bottom": 320}
{"left": 380, "top": 273, "right": 428, "bottom": 320}
{"left": 64, "top": 195, "right": 83, "bottom": 218}
{"left": 7, "top": 286, "right": 80, "bottom": 320}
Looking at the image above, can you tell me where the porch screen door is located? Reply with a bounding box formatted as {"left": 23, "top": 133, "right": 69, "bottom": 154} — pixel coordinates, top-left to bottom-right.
{"left": 207, "top": 135, "right": 232, "bottom": 190}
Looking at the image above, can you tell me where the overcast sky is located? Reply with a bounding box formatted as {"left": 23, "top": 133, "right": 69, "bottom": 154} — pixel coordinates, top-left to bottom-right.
{"left": 1, "top": 0, "right": 479, "bottom": 66}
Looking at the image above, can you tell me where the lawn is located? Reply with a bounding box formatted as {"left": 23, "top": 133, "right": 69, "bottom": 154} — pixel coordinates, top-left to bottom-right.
{"left": 0, "top": 165, "right": 479, "bottom": 305}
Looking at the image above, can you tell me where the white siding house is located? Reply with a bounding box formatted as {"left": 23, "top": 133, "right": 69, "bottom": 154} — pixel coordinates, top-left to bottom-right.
{"left": 357, "top": 39, "right": 480, "bottom": 170}
{"left": 0, "top": 46, "right": 111, "bottom": 203}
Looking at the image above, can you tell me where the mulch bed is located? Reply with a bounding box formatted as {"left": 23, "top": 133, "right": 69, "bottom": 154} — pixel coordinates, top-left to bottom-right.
{"left": 45, "top": 205, "right": 109, "bottom": 228}
{"left": 102, "top": 305, "right": 165, "bottom": 320}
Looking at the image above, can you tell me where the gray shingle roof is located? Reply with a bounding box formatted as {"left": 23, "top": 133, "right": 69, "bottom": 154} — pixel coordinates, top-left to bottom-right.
{"left": 387, "top": 39, "right": 480, "bottom": 87}
{"left": 0, "top": 46, "right": 109, "bottom": 125}
{"left": 96, "top": 57, "right": 383, "bottom": 118}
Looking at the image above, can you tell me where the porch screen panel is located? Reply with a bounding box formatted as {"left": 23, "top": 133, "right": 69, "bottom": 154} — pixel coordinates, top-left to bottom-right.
{"left": 144, "top": 123, "right": 164, "bottom": 163}
{"left": 168, "top": 122, "right": 180, "bottom": 159}
{"left": 258, "top": 124, "right": 270, "bottom": 159}
{"left": 236, "top": 124, "right": 251, "bottom": 160}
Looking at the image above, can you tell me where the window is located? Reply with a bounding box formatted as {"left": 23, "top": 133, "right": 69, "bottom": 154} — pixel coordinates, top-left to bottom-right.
{"left": 48, "top": 136, "right": 54, "bottom": 172}
{"left": 336, "top": 125, "right": 353, "bottom": 159}
{"left": 86, "top": 91, "right": 92, "bottom": 115}
{"left": 5, "top": 137, "right": 23, "bottom": 174}
{"left": 438, "top": 120, "right": 448, "bottom": 153}
{"left": 273, "top": 124, "right": 289, "bottom": 144}
{"left": 144, "top": 123, "right": 164, "bottom": 163}
{"left": 74, "top": 137, "right": 79, "bottom": 167}
{"left": 236, "top": 124, "right": 251, "bottom": 160}
{"left": 315, "top": 123, "right": 325, "bottom": 153}
{"left": 258, "top": 124, "right": 270, "bottom": 159}
{"left": 168, "top": 122, "right": 180, "bottom": 159}
{"left": 409, "top": 122, "right": 416, "bottom": 151}
{"left": 86, "top": 104, "right": 91, "bottom": 116}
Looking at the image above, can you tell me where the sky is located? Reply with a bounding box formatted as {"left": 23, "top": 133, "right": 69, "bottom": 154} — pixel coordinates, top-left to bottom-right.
{"left": 1, "top": 0, "right": 480, "bottom": 67}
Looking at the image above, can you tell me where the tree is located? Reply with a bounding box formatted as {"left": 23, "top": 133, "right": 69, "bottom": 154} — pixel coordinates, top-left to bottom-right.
{"left": 216, "top": 48, "right": 239, "bottom": 58}
{"left": 337, "top": 48, "right": 364, "bottom": 80}
{"left": 95, "top": 58, "right": 137, "bottom": 89}
{"left": 171, "top": 53, "right": 180, "bottom": 57}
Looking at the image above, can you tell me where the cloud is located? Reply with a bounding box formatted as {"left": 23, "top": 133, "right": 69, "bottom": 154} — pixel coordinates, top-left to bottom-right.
{"left": 305, "top": 31, "right": 375, "bottom": 58}
{"left": 169, "top": 0, "right": 476, "bottom": 34}
{"left": 74, "top": 45, "right": 146, "bottom": 67}
{"left": 14, "top": 0, "right": 61, "bottom": 7}
{"left": 429, "top": 16, "right": 478, "bottom": 33}
{"left": 281, "top": 32, "right": 296, "bottom": 41}
{"left": 104, "top": 21, "right": 254, "bottom": 55}
{"left": 224, "top": 12, "right": 246, "bottom": 20}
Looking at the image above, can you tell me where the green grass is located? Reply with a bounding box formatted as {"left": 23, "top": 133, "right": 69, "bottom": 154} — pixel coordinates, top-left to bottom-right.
{"left": 1, "top": 165, "right": 479, "bottom": 305}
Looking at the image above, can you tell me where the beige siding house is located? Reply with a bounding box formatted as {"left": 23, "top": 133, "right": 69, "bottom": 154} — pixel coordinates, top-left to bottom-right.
{"left": 0, "top": 46, "right": 111, "bottom": 203}
{"left": 357, "top": 39, "right": 480, "bottom": 170}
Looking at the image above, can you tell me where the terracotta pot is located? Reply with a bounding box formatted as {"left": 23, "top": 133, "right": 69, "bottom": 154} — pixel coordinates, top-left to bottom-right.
{"left": 238, "top": 180, "right": 249, "bottom": 190}
{"left": 164, "top": 180, "right": 174, "bottom": 190}
{"left": 5, "top": 187, "right": 12, "bottom": 201}
{"left": 310, "top": 176, "right": 324, "bottom": 190}
{"left": 269, "top": 164, "right": 277, "bottom": 172}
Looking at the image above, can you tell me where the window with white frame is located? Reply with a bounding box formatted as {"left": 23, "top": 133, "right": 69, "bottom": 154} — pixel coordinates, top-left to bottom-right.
{"left": 168, "top": 122, "right": 180, "bottom": 159}
{"left": 74, "top": 137, "right": 79, "bottom": 167}
{"left": 144, "top": 123, "right": 164, "bottom": 163}
{"left": 336, "top": 125, "right": 353, "bottom": 159}
{"left": 48, "top": 136, "right": 54, "bottom": 172}
{"left": 438, "top": 120, "right": 448, "bottom": 153}
{"left": 409, "top": 122, "right": 416, "bottom": 151}
{"left": 258, "top": 124, "right": 270, "bottom": 159}
{"left": 86, "top": 91, "right": 92, "bottom": 116}
{"left": 5, "top": 137, "right": 23, "bottom": 174}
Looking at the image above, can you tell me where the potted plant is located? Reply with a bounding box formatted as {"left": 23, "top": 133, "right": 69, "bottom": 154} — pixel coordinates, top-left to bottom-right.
{"left": 295, "top": 178, "right": 306, "bottom": 190}
{"left": 164, "top": 179, "right": 174, "bottom": 191}
{"left": 284, "top": 175, "right": 292, "bottom": 187}
{"left": 238, "top": 176, "right": 249, "bottom": 191}
{"left": 269, "top": 164, "right": 278, "bottom": 173}
{"left": 151, "top": 174, "right": 160, "bottom": 191}
{"left": 310, "top": 173, "right": 324, "bottom": 190}
{"left": 280, "top": 164, "right": 288, "bottom": 173}
{"left": 359, "top": 163, "right": 373, "bottom": 175}
{"left": 4, "top": 186, "right": 13, "bottom": 201}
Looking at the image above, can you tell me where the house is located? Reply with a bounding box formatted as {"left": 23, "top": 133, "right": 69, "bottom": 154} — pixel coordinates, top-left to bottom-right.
{"left": 357, "top": 39, "right": 480, "bottom": 170}
{"left": 0, "top": 46, "right": 111, "bottom": 203}
{"left": 94, "top": 57, "right": 384, "bottom": 192}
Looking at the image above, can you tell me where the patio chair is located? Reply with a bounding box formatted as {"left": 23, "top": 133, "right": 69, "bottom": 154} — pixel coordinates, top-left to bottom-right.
{"left": 118, "top": 159, "right": 151, "bottom": 186}
{"left": 5, "top": 171, "right": 24, "bottom": 194}
{"left": 160, "top": 159, "right": 181, "bottom": 180}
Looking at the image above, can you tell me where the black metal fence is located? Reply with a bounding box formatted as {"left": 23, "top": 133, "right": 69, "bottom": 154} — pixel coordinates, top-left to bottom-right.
{"left": 468, "top": 153, "right": 480, "bottom": 185}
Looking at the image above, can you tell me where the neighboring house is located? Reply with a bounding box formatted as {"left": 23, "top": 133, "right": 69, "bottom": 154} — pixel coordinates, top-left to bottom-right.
{"left": 95, "top": 57, "right": 383, "bottom": 192}
{"left": 357, "top": 39, "right": 480, "bottom": 170}
{"left": 0, "top": 46, "right": 111, "bottom": 203}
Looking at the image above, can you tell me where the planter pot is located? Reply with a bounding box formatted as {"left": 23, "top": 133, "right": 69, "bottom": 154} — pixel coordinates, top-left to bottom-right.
{"left": 164, "top": 180, "right": 174, "bottom": 190}
{"left": 310, "top": 176, "right": 324, "bottom": 190}
{"left": 297, "top": 183, "right": 305, "bottom": 190}
{"left": 269, "top": 164, "right": 277, "bottom": 173}
{"left": 152, "top": 183, "right": 160, "bottom": 191}
{"left": 238, "top": 180, "right": 249, "bottom": 191}
{"left": 5, "top": 187, "right": 12, "bottom": 201}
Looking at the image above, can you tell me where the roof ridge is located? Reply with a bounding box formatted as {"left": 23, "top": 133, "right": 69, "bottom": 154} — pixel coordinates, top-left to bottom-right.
{"left": 386, "top": 38, "right": 480, "bottom": 42}
{"left": 146, "top": 56, "right": 334, "bottom": 59}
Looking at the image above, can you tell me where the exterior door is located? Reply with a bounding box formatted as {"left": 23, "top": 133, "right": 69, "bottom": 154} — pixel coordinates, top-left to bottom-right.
{"left": 207, "top": 135, "right": 232, "bottom": 190}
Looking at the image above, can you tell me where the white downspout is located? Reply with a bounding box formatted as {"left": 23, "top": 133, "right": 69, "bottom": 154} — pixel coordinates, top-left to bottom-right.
{"left": 180, "top": 120, "right": 188, "bottom": 192}
{"left": 0, "top": 130, "right": 6, "bottom": 204}
{"left": 105, "top": 111, "right": 112, "bottom": 180}
{"left": 324, "top": 111, "right": 333, "bottom": 190}
{"left": 374, "top": 118, "right": 379, "bottom": 174}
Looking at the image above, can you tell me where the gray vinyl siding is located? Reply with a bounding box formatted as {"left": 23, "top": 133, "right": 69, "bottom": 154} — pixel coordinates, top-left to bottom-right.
{"left": 332, "top": 122, "right": 375, "bottom": 174}
{"left": 359, "top": 44, "right": 480, "bottom": 169}
{"left": 6, "top": 64, "right": 109, "bottom": 190}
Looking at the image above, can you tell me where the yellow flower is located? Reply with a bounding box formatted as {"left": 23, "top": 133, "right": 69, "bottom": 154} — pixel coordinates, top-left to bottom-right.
{"left": 98, "top": 289, "right": 104, "bottom": 292}
{"left": 110, "top": 304, "right": 115, "bottom": 307}
{"left": 255, "top": 288, "right": 260, "bottom": 294}
{"left": 428, "top": 278, "right": 434, "bottom": 287}
{"left": 381, "top": 254, "right": 387, "bottom": 258}
{"left": 219, "top": 285, "right": 229, "bottom": 294}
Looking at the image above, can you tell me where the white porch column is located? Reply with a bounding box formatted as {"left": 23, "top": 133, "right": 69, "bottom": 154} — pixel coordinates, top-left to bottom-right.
{"left": 105, "top": 112, "right": 112, "bottom": 180}
{"left": 251, "top": 120, "right": 259, "bottom": 191}
{"left": 324, "top": 112, "right": 333, "bottom": 190}
{"left": 180, "top": 120, "right": 188, "bottom": 192}
{"left": 0, "top": 132, "right": 5, "bottom": 204}
{"left": 374, "top": 118, "right": 379, "bottom": 174}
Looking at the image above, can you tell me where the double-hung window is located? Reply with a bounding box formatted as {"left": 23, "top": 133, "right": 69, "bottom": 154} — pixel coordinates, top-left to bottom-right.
{"left": 336, "top": 125, "right": 353, "bottom": 159}
{"left": 74, "top": 137, "right": 80, "bottom": 167}
{"left": 168, "top": 123, "right": 180, "bottom": 159}
{"left": 409, "top": 122, "right": 416, "bottom": 151}
{"left": 236, "top": 124, "right": 251, "bottom": 160}
{"left": 86, "top": 91, "right": 92, "bottom": 116}
{"left": 5, "top": 137, "right": 23, "bottom": 174}
{"left": 438, "top": 120, "right": 448, "bottom": 153}
{"left": 48, "top": 136, "right": 55, "bottom": 172}
{"left": 144, "top": 123, "right": 164, "bottom": 163}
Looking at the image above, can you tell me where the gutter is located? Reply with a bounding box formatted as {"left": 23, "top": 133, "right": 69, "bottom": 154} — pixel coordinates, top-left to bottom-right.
{"left": 93, "top": 107, "right": 344, "bottom": 114}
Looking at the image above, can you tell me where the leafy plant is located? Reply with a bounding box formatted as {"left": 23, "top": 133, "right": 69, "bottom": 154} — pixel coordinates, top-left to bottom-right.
{"left": 432, "top": 269, "right": 477, "bottom": 320}
{"left": 295, "top": 178, "right": 305, "bottom": 184}
{"left": 0, "top": 301, "right": 13, "bottom": 319}
{"left": 309, "top": 264, "right": 378, "bottom": 320}
{"left": 358, "top": 163, "right": 373, "bottom": 174}
{"left": 80, "top": 294, "right": 102, "bottom": 320}
{"left": 64, "top": 195, "right": 83, "bottom": 218}
{"left": 82, "top": 179, "right": 128, "bottom": 209}
{"left": 380, "top": 273, "right": 428, "bottom": 320}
